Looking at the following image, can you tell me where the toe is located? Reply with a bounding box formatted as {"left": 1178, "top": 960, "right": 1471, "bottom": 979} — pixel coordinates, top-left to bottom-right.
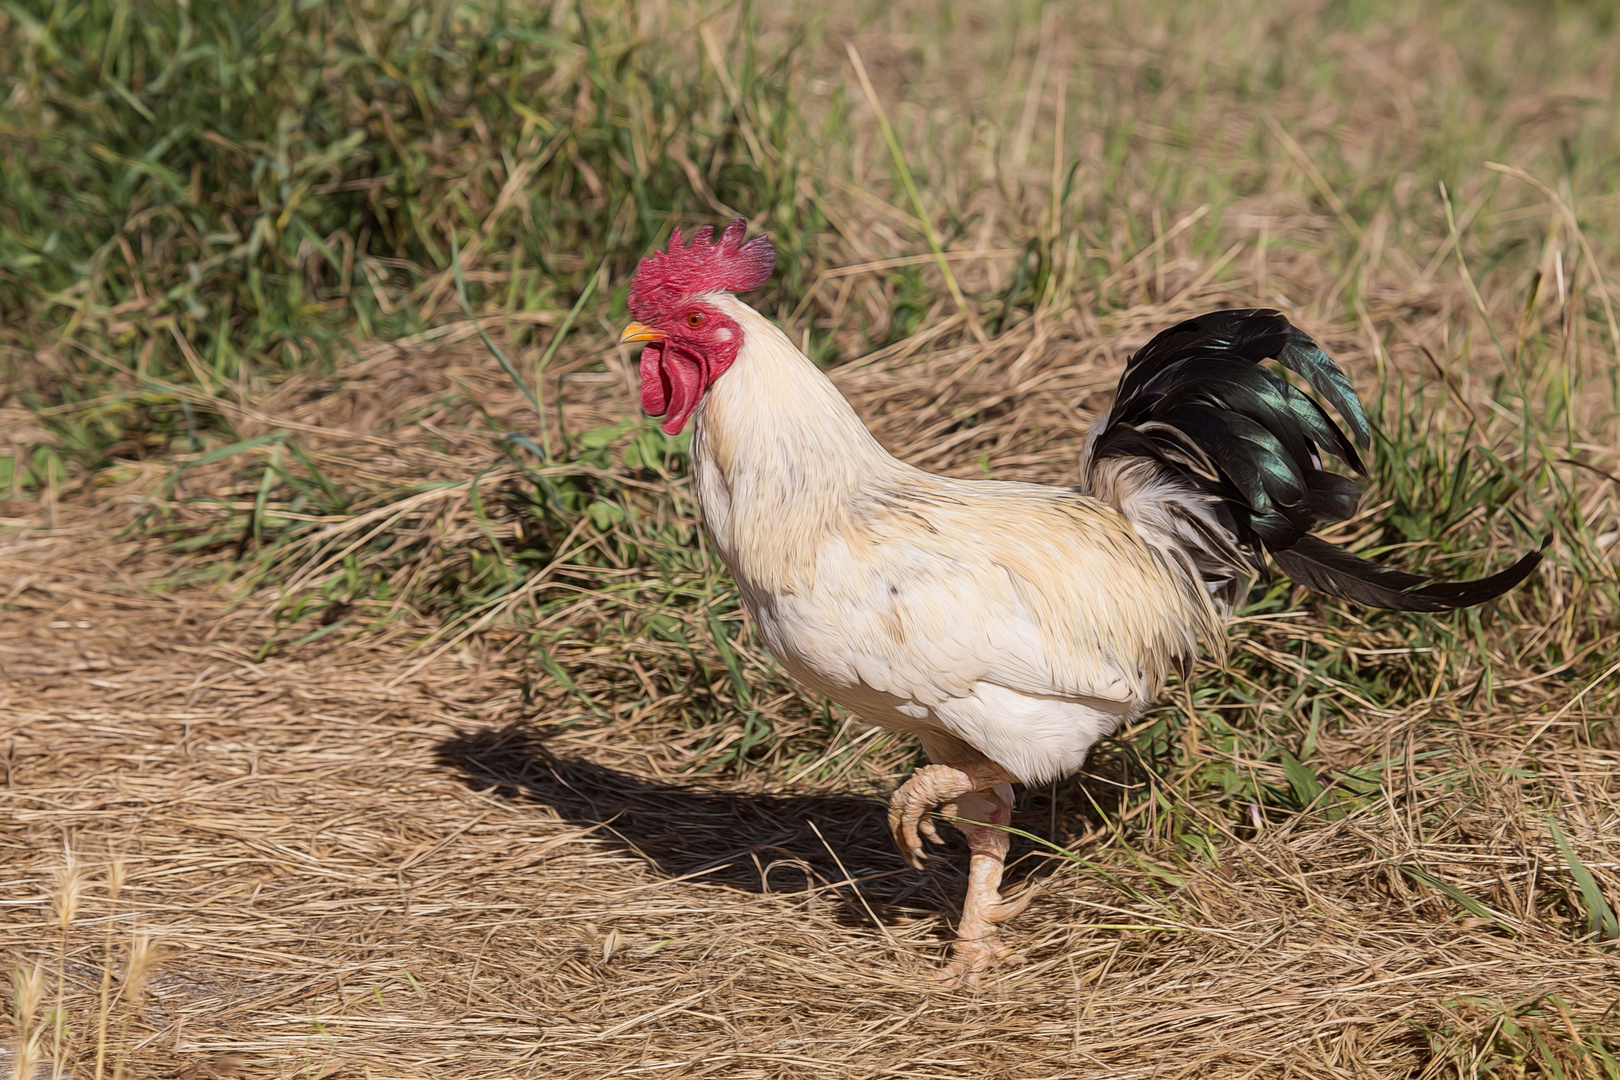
{"left": 889, "top": 764, "right": 988, "bottom": 869}
{"left": 901, "top": 806, "right": 930, "bottom": 866}
{"left": 888, "top": 799, "right": 927, "bottom": 868}
{"left": 918, "top": 811, "right": 945, "bottom": 846}
{"left": 985, "top": 883, "right": 1039, "bottom": 924}
{"left": 933, "top": 934, "right": 1024, "bottom": 986}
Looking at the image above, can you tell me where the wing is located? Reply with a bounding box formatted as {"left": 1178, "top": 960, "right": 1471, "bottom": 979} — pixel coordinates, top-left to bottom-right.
{"left": 757, "top": 479, "right": 1216, "bottom": 714}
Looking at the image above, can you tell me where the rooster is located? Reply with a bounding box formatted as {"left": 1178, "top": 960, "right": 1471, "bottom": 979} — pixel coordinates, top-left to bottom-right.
{"left": 617, "top": 218, "right": 1542, "bottom": 979}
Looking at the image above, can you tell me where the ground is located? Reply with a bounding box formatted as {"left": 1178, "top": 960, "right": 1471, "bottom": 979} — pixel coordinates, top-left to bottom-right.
{"left": 3, "top": 0, "right": 1620, "bottom": 1076}
{"left": 3, "top": 330, "right": 1616, "bottom": 1077}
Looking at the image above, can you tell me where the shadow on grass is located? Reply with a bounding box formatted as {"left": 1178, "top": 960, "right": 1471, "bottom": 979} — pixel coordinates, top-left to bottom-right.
{"left": 433, "top": 723, "right": 1056, "bottom": 933}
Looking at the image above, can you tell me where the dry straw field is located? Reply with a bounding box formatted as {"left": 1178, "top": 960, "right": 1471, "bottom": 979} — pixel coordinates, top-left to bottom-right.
{"left": 3, "top": 0, "right": 1620, "bottom": 1076}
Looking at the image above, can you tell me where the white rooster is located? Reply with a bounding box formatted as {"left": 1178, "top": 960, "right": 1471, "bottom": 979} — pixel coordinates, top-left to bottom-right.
{"left": 617, "top": 219, "right": 1541, "bottom": 978}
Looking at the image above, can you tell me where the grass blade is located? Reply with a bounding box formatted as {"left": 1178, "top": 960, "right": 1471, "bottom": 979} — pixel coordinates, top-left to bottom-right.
{"left": 1549, "top": 816, "right": 1619, "bottom": 943}
{"left": 451, "top": 230, "right": 541, "bottom": 418}
{"left": 845, "top": 43, "right": 986, "bottom": 344}
{"left": 1398, "top": 864, "right": 1522, "bottom": 935}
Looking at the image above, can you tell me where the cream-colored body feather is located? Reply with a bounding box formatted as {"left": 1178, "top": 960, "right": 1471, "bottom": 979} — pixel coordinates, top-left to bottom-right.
{"left": 689, "top": 295, "right": 1224, "bottom": 784}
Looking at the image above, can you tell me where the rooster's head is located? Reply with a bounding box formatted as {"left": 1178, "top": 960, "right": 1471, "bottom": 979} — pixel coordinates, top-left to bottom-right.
{"left": 619, "top": 217, "right": 775, "bottom": 435}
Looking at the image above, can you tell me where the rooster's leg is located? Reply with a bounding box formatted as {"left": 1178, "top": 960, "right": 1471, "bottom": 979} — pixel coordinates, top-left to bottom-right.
{"left": 887, "top": 761, "right": 1030, "bottom": 980}
{"left": 941, "top": 785, "right": 1034, "bottom": 980}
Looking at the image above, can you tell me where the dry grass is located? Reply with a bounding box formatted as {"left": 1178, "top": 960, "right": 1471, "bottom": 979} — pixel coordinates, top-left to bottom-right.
{"left": 1, "top": 499, "right": 1617, "bottom": 1077}
{"left": 0, "top": 509, "right": 1615, "bottom": 1080}
{"left": 4, "top": 0, "right": 1620, "bottom": 1076}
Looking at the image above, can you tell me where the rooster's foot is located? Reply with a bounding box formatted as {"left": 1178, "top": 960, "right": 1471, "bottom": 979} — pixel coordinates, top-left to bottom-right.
{"left": 887, "top": 761, "right": 1016, "bottom": 869}
{"left": 933, "top": 931, "right": 1027, "bottom": 986}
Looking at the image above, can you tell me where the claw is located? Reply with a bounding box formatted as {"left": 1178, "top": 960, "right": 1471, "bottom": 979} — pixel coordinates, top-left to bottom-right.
{"left": 888, "top": 766, "right": 973, "bottom": 867}
{"left": 887, "top": 788, "right": 933, "bottom": 868}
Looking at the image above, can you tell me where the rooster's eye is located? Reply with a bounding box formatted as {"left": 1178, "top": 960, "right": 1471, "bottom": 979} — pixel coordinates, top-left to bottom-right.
{"left": 686, "top": 312, "right": 705, "bottom": 328}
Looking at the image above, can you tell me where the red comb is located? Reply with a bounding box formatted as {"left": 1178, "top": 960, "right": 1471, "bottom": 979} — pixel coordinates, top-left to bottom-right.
{"left": 627, "top": 217, "right": 775, "bottom": 320}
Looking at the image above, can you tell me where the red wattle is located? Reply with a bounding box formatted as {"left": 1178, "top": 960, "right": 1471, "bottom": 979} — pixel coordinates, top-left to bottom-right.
{"left": 659, "top": 350, "right": 705, "bottom": 435}
{"left": 639, "top": 345, "right": 670, "bottom": 416}
{"left": 638, "top": 344, "right": 706, "bottom": 435}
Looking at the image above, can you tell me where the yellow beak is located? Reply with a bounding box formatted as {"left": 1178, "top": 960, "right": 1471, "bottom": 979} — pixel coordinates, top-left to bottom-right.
{"left": 619, "top": 321, "right": 667, "bottom": 344}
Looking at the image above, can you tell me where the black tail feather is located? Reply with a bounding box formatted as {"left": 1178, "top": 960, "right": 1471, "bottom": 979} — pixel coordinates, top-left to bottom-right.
{"left": 1270, "top": 535, "right": 1546, "bottom": 612}
{"left": 1082, "top": 308, "right": 1543, "bottom": 612}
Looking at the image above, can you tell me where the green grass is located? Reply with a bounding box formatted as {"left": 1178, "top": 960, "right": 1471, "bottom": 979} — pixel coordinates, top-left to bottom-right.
{"left": 1, "top": 0, "right": 819, "bottom": 463}
{"left": 8, "top": 0, "right": 1617, "bottom": 450}
{"left": 1420, "top": 994, "right": 1620, "bottom": 1079}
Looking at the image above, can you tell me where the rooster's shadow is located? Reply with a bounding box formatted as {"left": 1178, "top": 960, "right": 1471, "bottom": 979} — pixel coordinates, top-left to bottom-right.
{"left": 433, "top": 724, "right": 1051, "bottom": 931}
